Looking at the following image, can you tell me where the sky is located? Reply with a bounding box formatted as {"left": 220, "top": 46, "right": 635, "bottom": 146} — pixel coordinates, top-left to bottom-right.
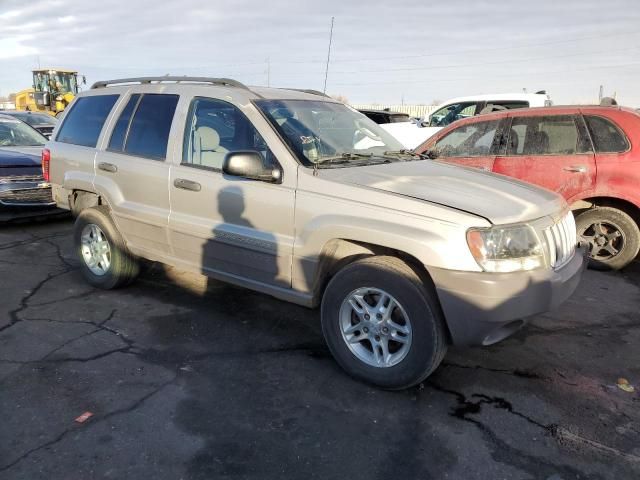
{"left": 1, "top": 0, "right": 639, "bottom": 106}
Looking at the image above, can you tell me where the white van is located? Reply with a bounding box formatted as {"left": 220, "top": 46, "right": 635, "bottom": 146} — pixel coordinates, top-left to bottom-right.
{"left": 382, "top": 92, "right": 552, "bottom": 149}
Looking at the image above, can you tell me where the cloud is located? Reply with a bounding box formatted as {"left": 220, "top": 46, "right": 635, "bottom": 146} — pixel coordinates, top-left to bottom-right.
{"left": 0, "top": 37, "right": 38, "bottom": 60}
{"left": 0, "top": 9, "right": 21, "bottom": 19}
{"left": 0, "top": 0, "right": 638, "bottom": 105}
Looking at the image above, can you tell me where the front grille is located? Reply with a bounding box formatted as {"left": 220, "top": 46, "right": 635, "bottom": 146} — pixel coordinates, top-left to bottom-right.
{"left": 0, "top": 186, "right": 53, "bottom": 205}
{"left": 544, "top": 211, "right": 577, "bottom": 268}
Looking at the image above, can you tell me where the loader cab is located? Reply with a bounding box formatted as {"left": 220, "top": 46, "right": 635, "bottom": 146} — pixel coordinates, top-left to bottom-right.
{"left": 31, "top": 69, "right": 82, "bottom": 109}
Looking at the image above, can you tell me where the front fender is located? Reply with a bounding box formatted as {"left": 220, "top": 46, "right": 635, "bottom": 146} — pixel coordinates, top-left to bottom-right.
{"left": 291, "top": 209, "right": 482, "bottom": 293}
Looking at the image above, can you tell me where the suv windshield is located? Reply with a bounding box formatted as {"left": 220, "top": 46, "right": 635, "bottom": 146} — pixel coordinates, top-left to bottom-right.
{"left": 256, "top": 99, "right": 408, "bottom": 167}
{"left": 0, "top": 117, "right": 46, "bottom": 147}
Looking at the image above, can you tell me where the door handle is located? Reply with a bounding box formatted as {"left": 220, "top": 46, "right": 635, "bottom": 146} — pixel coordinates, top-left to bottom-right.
{"left": 173, "top": 178, "right": 201, "bottom": 192}
{"left": 563, "top": 165, "right": 587, "bottom": 173}
{"left": 98, "top": 162, "right": 117, "bottom": 173}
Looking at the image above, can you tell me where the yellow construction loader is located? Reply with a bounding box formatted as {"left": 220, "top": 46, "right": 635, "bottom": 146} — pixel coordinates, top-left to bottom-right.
{"left": 15, "top": 69, "right": 85, "bottom": 116}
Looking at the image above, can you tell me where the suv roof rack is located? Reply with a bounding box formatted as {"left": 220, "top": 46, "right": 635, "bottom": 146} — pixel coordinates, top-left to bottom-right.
{"left": 91, "top": 76, "right": 250, "bottom": 90}
{"left": 283, "top": 88, "right": 332, "bottom": 98}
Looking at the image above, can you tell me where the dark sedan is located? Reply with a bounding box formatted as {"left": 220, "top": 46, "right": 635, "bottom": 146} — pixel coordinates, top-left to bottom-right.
{"left": 0, "top": 114, "right": 58, "bottom": 220}
{"left": 1, "top": 110, "right": 58, "bottom": 139}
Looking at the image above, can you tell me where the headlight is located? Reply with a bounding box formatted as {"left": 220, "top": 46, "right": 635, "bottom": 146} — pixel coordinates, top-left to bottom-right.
{"left": 467, "top": 224, "right": 545, "bottom": 273}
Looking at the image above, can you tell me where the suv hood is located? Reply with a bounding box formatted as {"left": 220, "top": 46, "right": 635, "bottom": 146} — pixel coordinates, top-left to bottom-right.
{"left": 320, "top": 160, "right": 564, "bottom": 225}
{"left": 0, "top": 147, "right": 42, "bottom": 167}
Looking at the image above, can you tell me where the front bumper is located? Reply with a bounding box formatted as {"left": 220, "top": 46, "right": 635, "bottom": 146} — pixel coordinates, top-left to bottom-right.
{"left": 430, "top": 244, "right": 588, "bottom": 346}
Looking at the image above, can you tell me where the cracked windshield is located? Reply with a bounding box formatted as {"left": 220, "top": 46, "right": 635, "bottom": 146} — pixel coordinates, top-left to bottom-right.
{"left": 257, "top": 99, "right": 411, "bottom": 166}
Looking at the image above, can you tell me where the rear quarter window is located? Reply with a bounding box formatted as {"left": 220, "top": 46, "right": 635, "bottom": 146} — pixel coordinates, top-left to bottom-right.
{"left": 56, "top": 95, "right": 119, "bottom": 147}
{"left": 584, "top": 115, "right": 629, "bottom": 153}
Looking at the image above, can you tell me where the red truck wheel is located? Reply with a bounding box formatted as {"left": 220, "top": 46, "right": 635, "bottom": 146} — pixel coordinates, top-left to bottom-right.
{"left": 576, "top": 207, "right": 640, "bottom": 270}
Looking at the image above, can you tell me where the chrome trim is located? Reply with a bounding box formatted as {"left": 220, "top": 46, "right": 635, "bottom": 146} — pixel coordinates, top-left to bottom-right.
{"left": 544, "top": 211, "right": 577, "bottom": 269}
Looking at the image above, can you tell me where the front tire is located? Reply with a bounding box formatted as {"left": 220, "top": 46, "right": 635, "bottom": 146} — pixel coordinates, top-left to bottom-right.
{"left": 73, "top": 206, "right": 139, "bottom": 289}
{"left": 576, "top": 207, "right": 640, "bottom": 270}
{"left": 321, "top": 256, "right": 447, "bottom": 389}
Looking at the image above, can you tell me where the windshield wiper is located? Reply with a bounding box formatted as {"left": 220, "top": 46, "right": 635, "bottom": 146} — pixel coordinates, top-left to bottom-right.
{"left": 315, "top": 152, "right": 374, "bottom": 164}
{"left": 382, "top": 150, "right": 423, "bottom": 160}
{"left": 315, "top": 153, "right": 391, "bottom": 168}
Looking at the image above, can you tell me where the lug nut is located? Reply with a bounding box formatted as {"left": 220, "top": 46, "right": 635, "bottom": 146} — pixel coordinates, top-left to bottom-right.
{"left": 382, "top": 327, "right": 389, "bottom": 334}
{"left": 364, "top": 314, "right": 370, "bottom": 320}
{"left": 363, "top": 327, "right": 369, "bottom": 333}
{"left": 376, "top": 313, "right": 382, "bottom": 319}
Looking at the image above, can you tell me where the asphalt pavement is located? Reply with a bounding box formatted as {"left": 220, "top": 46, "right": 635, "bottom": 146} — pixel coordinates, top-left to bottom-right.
{"left": 0, "top": 217, "right": 638, "bottom": 479}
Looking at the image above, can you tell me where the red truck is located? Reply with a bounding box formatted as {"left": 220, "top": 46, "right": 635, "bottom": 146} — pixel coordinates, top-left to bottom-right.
{"left": 416, "top": 106, "right": 640, "bottom": 270}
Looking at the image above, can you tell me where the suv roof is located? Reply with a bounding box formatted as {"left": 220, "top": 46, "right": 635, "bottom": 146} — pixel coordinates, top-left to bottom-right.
{"left": 88, "top": 76, "right": 339, "bottom": 103}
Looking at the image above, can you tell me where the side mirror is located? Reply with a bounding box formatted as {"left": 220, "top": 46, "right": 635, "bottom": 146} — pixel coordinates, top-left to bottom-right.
{"left": 223, "top": 151, "right": 282, "bottom": 183}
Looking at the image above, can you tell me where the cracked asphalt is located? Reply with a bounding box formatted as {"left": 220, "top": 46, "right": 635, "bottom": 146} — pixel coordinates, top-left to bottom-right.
{"left": 0, "top": 217, "right": 639, "bottom": 479}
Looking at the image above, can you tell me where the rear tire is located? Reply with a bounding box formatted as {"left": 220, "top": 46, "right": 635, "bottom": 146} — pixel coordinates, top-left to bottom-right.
{"left": 575, "top": 207, "right": 640, "bottom": 271}
{"left": 73, "top": 206, "right": 139, "bottom": 289}
{"left": 321, "top": 256, "right": 447, "bottom": 390}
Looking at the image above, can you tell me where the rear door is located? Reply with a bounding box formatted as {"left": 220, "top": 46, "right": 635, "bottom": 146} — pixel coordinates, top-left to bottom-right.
{"left": 94, "top": 92, "right": 179, "bottom": 256}
{"left": 430, "top": 118, "right": 505, "bottom": 171}
{"left": 492, "top": 114, "right": 596, "bottom": 201}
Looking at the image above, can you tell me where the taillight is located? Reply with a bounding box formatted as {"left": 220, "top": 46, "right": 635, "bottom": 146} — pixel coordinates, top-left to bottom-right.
{"left": 42, "top": 148, "right": 50, "bottom": 182}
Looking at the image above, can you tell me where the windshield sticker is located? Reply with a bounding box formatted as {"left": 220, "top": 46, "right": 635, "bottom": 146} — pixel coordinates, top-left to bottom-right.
{"left": 300, "top": 135, "right": 321, "bottom": 145}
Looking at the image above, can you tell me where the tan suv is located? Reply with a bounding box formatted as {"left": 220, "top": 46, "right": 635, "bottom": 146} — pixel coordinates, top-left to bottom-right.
{"left": 46, "top": 77, "right": 586, "bottom": 389}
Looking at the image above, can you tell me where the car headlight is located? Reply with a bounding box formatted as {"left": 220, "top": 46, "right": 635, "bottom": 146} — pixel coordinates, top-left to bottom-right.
{"left": 466, "top": 224, "right": 545, "bottom": 273}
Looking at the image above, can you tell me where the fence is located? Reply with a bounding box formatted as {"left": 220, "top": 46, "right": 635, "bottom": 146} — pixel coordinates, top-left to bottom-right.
{"left": 350, "top": 104, "right": 438, "bottom": 118}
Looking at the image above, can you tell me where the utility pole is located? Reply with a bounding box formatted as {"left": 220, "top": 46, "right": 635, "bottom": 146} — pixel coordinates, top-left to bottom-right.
{"left": 598, "top": 85, "right": 604, "bottom": 103}
{"left": 323, "top": 16, "right": 335, "bottom": 94}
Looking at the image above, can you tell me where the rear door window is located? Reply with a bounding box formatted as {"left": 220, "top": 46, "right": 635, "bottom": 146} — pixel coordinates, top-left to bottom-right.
{"left": 506, "top": 115, "right": 588, "bottom": 155}
{"left": 108, "top": 94, "right": 140, "bottom": 151}
{"left": 584, "top": 115, "right": 629, "bottom": 153}
{"left": 56, "top": 95, "right": 119, "bottom": 147}
{"left": 434, "top": 120, "right": 500, "bottom": 157}
{"left": 123, "top": 94, "right": 179, "bottom": 160}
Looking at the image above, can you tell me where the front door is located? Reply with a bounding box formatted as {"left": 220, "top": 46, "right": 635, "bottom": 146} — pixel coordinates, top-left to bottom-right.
{"left": 168, "top": 97, "right": 294, "bottom": 287}
{"left": 492, "top": 114, "right": 596, "bottom": 201}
